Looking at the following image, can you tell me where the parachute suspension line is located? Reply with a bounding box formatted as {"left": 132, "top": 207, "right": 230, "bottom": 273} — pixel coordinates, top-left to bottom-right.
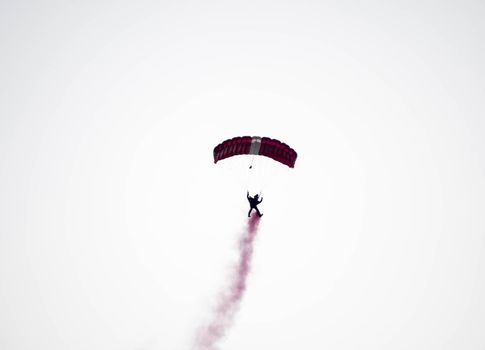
{"left": 246, "top": 155, "right": 259, "bottom": 195}
{"left": 249, "top": 155, "right": 255, "bottom": 169}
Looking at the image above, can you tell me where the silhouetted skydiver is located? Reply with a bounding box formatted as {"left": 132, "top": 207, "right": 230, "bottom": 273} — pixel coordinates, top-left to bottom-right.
{"left": 247, "top": 191, "right": 263, "bottom": 217}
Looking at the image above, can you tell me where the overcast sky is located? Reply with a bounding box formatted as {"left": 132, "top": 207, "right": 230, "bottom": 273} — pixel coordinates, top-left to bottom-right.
{"left": 1, "top": 1, "right": 484, "bottom": 349}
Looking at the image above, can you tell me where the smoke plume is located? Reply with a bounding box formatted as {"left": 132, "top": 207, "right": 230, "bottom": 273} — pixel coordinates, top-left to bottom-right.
{"left": 194, "top": 214, "right": 261, "bottom": 350}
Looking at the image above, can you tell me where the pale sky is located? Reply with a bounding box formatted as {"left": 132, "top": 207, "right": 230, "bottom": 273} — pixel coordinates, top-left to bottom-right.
{"left": 1, "top": 1, "right": 484, "bottom": 349}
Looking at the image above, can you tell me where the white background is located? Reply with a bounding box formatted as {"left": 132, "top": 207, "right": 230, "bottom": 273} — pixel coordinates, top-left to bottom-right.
{"left": 1, "top": 1, "right": 484, "bottom": 349}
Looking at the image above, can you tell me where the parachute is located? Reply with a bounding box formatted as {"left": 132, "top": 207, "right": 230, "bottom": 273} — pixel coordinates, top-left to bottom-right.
{"left": 213, "top": 136, "right": 297, "bottom": 168}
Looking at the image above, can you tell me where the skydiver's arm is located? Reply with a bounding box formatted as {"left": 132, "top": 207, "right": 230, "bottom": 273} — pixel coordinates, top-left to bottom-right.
{"left": 258, "top": 198, "right": 263, "bottom": 204}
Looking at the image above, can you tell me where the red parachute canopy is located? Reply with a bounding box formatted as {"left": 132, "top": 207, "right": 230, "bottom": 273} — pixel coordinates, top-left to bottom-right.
{"left": 213, "top": 136, "right": 297, "bottom": 168}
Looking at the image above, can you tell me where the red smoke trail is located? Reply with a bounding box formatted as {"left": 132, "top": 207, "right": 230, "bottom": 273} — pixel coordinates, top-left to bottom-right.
{"left": 194, "top": 214, "right": 261, "bottom": 350}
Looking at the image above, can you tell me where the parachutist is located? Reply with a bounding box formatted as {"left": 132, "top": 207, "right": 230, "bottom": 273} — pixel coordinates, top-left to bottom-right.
{"left": 247, "top": 191, "right": 263, "bottom": 217}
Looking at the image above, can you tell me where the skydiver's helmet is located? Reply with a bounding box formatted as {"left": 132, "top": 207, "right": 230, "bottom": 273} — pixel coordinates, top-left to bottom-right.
{"left": 254, "top": 194, "right": 259, "bottom": 199}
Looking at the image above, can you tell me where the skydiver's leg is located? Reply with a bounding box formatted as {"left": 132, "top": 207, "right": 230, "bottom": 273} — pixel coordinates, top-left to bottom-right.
{"left": 248, "top": 208, "right": 253, "bottom": 217}
{"left": 255, "top": 207, "right": 263, "bottom": 217}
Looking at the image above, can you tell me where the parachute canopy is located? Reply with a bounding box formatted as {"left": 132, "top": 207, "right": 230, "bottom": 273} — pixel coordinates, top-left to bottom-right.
{"left": 213, "top": 136, "right": 297, "bottom": 168}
